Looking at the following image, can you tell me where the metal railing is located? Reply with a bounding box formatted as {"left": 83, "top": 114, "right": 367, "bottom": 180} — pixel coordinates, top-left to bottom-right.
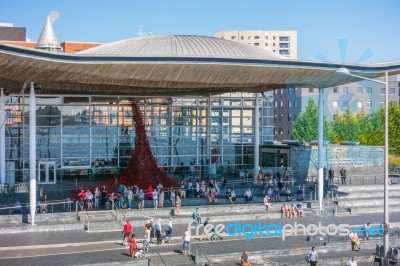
{"left": 339, "top": 195, "right": 355, "bottom": 214}
{"left": 111, "top": 201, "right": 127, "bottom": 224}
{"left": 0, "top": 199, "right": 74, "bottom": 215}
{"left": 191, "top": 244, "right": 212, "bottom": 266}
{"left": 142, "top": 240, "right": 167, "bottom": 266}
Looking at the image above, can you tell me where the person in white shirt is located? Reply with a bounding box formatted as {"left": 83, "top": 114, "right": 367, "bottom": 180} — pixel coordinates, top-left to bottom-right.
{"left": 244, "top": 188, "right": 253, "bottom": 202}
{"left": 182, "top": 229, "right": 191, "bottom": 255}
{"left": 152, "top": 189, "right": 158, "bottom": 209}
{"left": 346, "top": 257, "right": 357, "bottom": 266}
{"left": 167, "top": 218, "right": 173, "bottom": 236}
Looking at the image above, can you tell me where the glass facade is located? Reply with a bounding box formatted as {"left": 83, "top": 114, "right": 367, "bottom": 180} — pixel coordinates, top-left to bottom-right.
{"left": 4, "top": 93, "right": 274, "bottom": 183}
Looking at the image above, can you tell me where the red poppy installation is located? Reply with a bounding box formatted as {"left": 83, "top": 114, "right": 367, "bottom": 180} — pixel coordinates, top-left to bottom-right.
{"left": 116, "top": 100, "right": 178, "bottom": 189}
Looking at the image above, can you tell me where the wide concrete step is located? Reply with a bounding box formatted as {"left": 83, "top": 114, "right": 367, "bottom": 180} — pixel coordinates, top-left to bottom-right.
{"left": 337, "top": 196, "right": 400, "bottom": 207}
{"left": 338, "top": 190, "right": 399, "bottom": 199}
{"left": 338, "top": 184, "right": 400, "bottom": 193}
{"left": 86, "top": 208, "right": 314, "bottom": 232}
{"left": 350, "top": 204, "right": 400, "bottom": 214}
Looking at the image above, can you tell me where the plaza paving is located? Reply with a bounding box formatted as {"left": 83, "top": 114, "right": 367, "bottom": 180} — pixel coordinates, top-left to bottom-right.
{"left": 0, "top": 207, "right": 399, "bottom": 265}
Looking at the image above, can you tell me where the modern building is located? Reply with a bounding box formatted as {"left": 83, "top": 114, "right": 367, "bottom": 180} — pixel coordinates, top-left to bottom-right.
{"left": 215, "top": 30, "right": 297, "bottom": 59}
{"left": 1, "top": 15, "right": 400, "bottom": 224}
{"left": 215, "top": 30, "right": 400, "bottom": 141}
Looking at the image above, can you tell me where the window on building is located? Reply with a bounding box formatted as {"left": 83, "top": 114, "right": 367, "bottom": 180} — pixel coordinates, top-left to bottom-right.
{"left": 279, "top": 128, "right": 283, "bottom": 135}
{"left": 357, "top": 87, "right": 363, "bottom": 94}
{"left": 273, "top": 43, "right": 276, "bottom": 47}
{"left": 342, "top": 100, "right": 348, "bottom": 108}
{"left": 293, "top": 114, "right": 296, "bottom": 121}
{"left": 357, "top": 101, "right": 362, "bottom": 108}
{"left": 279, "top": 43, "right": 290, "bottom": 48}
{"left": 279, "top": 114, "right": 283, "bottom": 121}
{"left": 221, "top": 36, "right": 224, "bottom": 39}
{"left": 333, "top": 101, "right": 338, "bottom": 107}
{"left": 273, "top": 50, "right": 276, "bottom": 52}
{"left": 231, "top": 36, "right": 236, "bottom": 40}
{"left": 380, "top": 88, "right": 385, "bottom": 94}
{"left": 248, "top": 36, "right": 251, "bottom": 40}
{"left": 288, "top": 100, "right": 292, "bottom": 108}
{"left": 280, "top": 89, "right": 284, "bottom": 94}
{"left": 366, "top": 101, "right": 372, "bottom": 108}
{"left": 279, "top": 50, "right": 290, "bottom": 55}
{"left": 254, "top": 36, "right": 259, "bottom": 39}
{"left": 274, "top": 114, "right": 277, "bottom": 121}
{"left": 380, "top": 102, "right": 385, "bottom": 107}
{"left": 333, "top": 87, "right": 339, "bottom": 93}
{"left": 367, "top": 87, "right": 372, "bottom": 94}
{"left": 288, "top": 114, "right": 292, "bottom": 121}
{"left": 274, "top": 101, "right": 278, "bottom": 108}
{"left": 254, "top": 43, "right": 259, "bottom": 46}
{"left": 294, "top": 100, "right": 298, "bottom": 108}
{"left": 265, "top": 43, "right": 268, "bottom": 47}
{"left": 309, "top": 88, "right": 314, "bottom": 93}
{"left": 265, "top": 36, "right": 268, "bottom": 40}
{"left": 241, "top": 36, "right": 244, "bottom": 40}
{"left": 343, "top": 87, "right": 349, "bottom": 94}
{"left": 274, "top": 128, "right": 277, "bottom": 135}
{"left": 390, "top": 88, "right": 395, "bottom": 95}
{"left": 279, "top": 36, "right": 290, "bottom": 41}
{"left": 273, "top": 36, "right": 276, "bottom": 40}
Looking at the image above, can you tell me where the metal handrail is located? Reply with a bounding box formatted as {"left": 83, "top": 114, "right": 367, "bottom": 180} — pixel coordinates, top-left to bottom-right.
{"left": 191, "top": 244, "right": 212, "bottom": 266}
{"left": 83, "top": 209, "right": 90, "bottom": 231}
{"left": 143, "top": 241, "right": 167, "bottom": 266}
{"left": 339, "top": 195, "right": 355, "bottom": 213}
{"left": 111, "top": 201, "right": 127, "bottom": 224}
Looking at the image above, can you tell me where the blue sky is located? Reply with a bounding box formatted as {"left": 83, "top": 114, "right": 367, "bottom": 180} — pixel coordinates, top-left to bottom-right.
{"left": 1, "top": 0, "right": 399, "bottom": 62}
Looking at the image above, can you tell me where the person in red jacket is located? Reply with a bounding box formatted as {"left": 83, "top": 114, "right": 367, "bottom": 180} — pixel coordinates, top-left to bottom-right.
{"left": 147, "top": 186, "right": 153, "bottom": 200}
{"left": 78, "top": 190, "right": 86, "bottom": 210}
{"left": 122, "top": 219, "right": 132, "bottom": 246}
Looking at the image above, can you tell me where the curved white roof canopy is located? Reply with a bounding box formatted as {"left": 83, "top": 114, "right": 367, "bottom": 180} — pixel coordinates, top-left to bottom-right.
{"left": 79, "top": 35, "right": 286, "bottom": 59}
{"left": 0, "top": 35, "right": 399, "bottom": 95}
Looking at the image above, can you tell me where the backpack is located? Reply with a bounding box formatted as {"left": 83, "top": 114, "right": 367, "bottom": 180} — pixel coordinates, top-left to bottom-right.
{"left": 305, "top": 254, "right": 309, "bottom": 262}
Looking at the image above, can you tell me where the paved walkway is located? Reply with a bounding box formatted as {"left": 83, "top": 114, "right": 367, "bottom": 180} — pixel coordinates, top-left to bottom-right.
{"left": 0, "top": 211, "right": 399, "bottom": 265}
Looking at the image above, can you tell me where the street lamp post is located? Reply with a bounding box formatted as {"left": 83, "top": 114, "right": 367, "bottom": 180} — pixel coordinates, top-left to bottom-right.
{"left": 336, "top": 68, "right": 390, "bottom": 264}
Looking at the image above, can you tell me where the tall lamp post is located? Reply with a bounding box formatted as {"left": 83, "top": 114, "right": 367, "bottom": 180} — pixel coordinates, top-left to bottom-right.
{"left": 336, "top": 67, "right": 390, "bottom": 264}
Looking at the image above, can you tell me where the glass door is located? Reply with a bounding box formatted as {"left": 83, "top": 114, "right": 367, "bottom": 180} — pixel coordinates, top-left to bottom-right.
{"left": 38, "top": 161, "right": 57, "bottom": 184}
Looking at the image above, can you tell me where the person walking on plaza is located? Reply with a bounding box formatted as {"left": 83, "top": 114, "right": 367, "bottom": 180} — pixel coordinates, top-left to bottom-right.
{"left": 307, "top": 246, "right": 318, "bottom": 266}
{"left": 340, "top": 167, "right": 347, "bottom": 185}
{"left": 167, "top": 217, "right": 173, "bottom": 237}
{"left": 182, "top": 228, "right": 191, "bottom": 255}
{"left": 175, "top": 196, "right": 181, "bottom": 216}
{"left": 346, "top": 256, "right": 357, "bottom": 266}
{"left": 349, "top": 231, "right": 360, "bottom": 251}
{"left": 122, "top": 219, "right": 132, "bottom": 246}
{"left": 155, "top": 218, "right": 162, "bottom": 244}
{"left": 129, "top": 233, "right": 138, "bottom": 258}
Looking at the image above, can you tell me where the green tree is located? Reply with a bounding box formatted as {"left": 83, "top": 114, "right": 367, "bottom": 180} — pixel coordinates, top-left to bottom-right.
{"left": 330, "top": 109, "right": 366, "bottom": 143}
{"left": 357, "top": 109, "right": 383, "bottom": 146}
{"left": 290, "top": 99, "right": 331, "bottom": 142}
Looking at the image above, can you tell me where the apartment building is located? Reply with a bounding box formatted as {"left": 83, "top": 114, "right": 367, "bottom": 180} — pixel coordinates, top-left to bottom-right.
{"left": 215, "top": 30, "right": 297, "bottom": 59}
